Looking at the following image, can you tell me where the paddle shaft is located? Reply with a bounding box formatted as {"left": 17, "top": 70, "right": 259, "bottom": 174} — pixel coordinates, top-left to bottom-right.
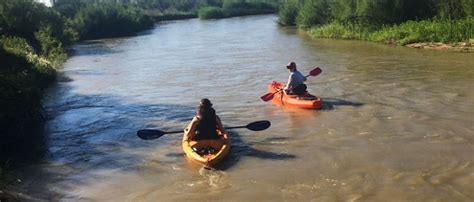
{"left": 140, "top": 120, "right": 269, "bottom": 137}
{"left": 162, "top": 130, "right": 183, "bottom": 134}
{"left": 148, "top": 126, "right": 239, "bottom": 136}
{"left": 225, "top": 126, "right": 247, "bottom": 130}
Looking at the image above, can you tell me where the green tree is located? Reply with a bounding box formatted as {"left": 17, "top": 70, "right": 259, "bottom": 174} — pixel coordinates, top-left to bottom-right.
{"left": 296, "top": 0, "right": 330, "bottom": 27}
{"left": 278, "top": 0, "right": 300, "bottom": 25}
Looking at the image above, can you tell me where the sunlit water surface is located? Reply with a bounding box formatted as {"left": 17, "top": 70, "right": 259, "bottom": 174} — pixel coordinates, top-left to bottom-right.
{"left": 18, "top": 15, "right": 474, "bottom": 201}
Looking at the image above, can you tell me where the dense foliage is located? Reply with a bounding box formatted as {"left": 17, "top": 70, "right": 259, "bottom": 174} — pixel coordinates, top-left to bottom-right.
{"left": 71, "top": 3, "right": 153, "bottom": 39}
{"left": 198, "top": 6, "right": 225, "bottom": 18}
{"left": 278, "top": 0, "right": 298, "bottom": 25}
{"left": 279, "top": 0, "right": 474, "bottom": 44}
{"left": 135, "top": 0, "right": 222, "bottom": 13}
{"left": 1, "top": 1, "right": 68, "bottom": 166}
{"left": 280, "top": 0, "right": 474, "bottom": 26}
{"left": 0, "top": 0, "right": 153, "bottom": 168}
{"left": 0, "top": 36, "right": 52, "bottom": 167}
{"left": 198, "top": 0, "right": 278, "bottom": 19}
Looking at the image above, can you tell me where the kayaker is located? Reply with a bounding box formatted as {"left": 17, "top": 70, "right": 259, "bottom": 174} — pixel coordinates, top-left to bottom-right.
{"left": 184, "top": 98, "right": 226, "bottom": 141}
{"left": 283, "top": 61, "right": 307, "bottom": 95}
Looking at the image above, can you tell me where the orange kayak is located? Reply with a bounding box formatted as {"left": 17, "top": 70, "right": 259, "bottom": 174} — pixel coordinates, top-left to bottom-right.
{"left": 182, "top": 123, "right": 230, "bottom": 167}
{"left": 267, "top": 81, "right": 323, "bottom": 109}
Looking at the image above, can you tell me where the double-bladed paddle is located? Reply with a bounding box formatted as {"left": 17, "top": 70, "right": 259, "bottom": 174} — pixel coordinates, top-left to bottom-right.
{"left": 137, "top": 120, "right": 271, "bottom": 140}
{"left": 260, "top": 67, "right": 322, "bottom": 102}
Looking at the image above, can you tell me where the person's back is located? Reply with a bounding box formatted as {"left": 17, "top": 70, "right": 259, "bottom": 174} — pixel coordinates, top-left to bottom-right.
{"left": 185, "top": 99, "right": 225, "bottom": 141}
{"left": 288, "top": 70, "right": 306, "bottom": 89}
{"left": 194, "top": 107, "right": 219, "bottom": 140}
{"left": 284, "top": 62, "right": 307, "bottom": 95}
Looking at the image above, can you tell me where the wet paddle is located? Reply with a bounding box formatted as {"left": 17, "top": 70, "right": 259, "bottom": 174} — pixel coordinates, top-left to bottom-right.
{"left": 260, "top": 67, "right": 322, "bottom": 102}
{"left": 305, "top": 67, "right": 322, "bottom": 77}
{"left": 137, "top": 120, "right": 271, "bottom": 140}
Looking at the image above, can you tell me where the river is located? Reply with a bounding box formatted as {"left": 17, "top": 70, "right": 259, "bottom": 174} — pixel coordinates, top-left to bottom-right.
{"left": 17, "top": 14, "right": 474, "bottom": 201}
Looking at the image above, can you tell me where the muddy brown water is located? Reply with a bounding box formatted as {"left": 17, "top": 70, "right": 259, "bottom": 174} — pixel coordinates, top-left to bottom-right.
{"left": 13, "top": 15, "right": 474, "bottom": 201}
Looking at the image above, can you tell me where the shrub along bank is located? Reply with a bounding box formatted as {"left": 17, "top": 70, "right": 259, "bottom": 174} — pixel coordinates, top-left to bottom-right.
{"left": 279, "top": 0, "right": 474, "bottom": 49}
{"left": 198, "top": 1, "right": 278, "bottom": 19}
{"left": 0, "top": 0, "right": 153, "bottom": 169}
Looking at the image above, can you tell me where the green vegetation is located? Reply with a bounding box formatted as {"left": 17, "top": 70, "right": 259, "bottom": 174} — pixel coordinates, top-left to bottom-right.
{"left": 371, "top": 17, "right": 474, "bottom": 45}
{"left": 53, "top": 1, "right": 154, "bottom": 40}
{"left": 198, "top": 0, "right": 278, "bottom": 19}
{"left": 198, "top": 6, "right": 226, "bottom": 19}
{"left": 70, "top": 4, "right": 153, "bottom": 39}
{"left": 279, "top": 0, "right": 474, "bottom": 45}
{"left": 135, "top": 0, "right": 222, "bottom": 13}
{"left": 134, "top": 0, "right": 278, "bottom": 20}
{"left": 0, "top": 0, "right": 154, "bottom": 171}
{"left": 1, "top": 0, "right": 279, "bottom": 172}
{"left": 278, "top": 0, "right": 298, "bottom": 25}
{"left": 1, "top": 0, "right": 68, "bottom": 169}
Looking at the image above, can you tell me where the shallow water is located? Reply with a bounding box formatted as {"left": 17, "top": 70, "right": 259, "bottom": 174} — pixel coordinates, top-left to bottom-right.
{"left": 18, "top": 15, "right": 474, "bottom": 201}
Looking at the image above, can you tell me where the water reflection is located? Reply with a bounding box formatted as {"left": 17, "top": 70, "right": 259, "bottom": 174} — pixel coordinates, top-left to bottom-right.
{"left": 67, "top": 39, "right": 126, "bottom": 56}
{"left": 322, "top": 97, "right": 364, "bottom": 110}
{"left": 217, "top": 131, "right": 296, "bottom": 170}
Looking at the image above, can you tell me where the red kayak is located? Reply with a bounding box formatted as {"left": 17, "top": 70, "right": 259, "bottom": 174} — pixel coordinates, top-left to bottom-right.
{"left": 266, "top": 81, "right": 322, "bottom": 109}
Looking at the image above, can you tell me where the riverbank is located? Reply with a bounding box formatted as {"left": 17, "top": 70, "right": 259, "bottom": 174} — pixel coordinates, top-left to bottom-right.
{"left": 0, "top": 2, "right": 279, "bottom": 198}
{"left": 406, "top": 41, "right": 473, "bottom": 52}
{"left": 0, "top": 1, "right": 153, "bottom": 189}
{"left": 306, "top": 18, "right": 473, "bottom": 52}
{"left": 279, "top": 0, "right": 473, "bottom": 52}
{"left": 5, "top": 14, "right": 474, "bottom": 201}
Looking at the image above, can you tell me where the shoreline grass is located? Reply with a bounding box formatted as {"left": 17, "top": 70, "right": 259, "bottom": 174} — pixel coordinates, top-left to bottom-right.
{"left": 308, "top": 18, "right": 473, "bottom": 50}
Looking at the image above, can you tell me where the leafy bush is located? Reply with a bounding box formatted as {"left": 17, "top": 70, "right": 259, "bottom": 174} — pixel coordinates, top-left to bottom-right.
{"left": 0, "top": 0, "right": 75, "bottom": 50}
{"left": 0, "top": 0, "right": 156, "bottom": 169}
{"left": 296, "top": 0, "right": 331, "bottom": 28}
{"left": 198, "top": 6, "right": 225, "bottom": 19}
{"left": 278, "top": 0, "right": 299, "bottom": 26}
{"left": 279, "top": 0, "right": 474, "bottom": 28}
{"left": 71, "top": 3, "right": 154, "bottom": 40}
{"left": 0, "top": 36, "right": 52, "bottom": 166}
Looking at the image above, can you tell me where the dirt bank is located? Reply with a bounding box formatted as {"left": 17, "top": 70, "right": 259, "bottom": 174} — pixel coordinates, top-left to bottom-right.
{"left": 406, "top": 41, "right": 473, "bottom": 52}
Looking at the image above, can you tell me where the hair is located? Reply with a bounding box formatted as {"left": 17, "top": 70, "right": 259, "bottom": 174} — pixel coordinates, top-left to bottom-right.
{"left": 197, "top": 98, "right": 214, "bottom": 119}
{"left": 195, "top": 98, "right": 218, "bottom": 138}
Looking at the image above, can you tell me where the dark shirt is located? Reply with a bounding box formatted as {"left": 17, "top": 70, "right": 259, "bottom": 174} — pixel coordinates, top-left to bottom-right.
{"left": 194, "top": 109, "right": 219, "bottom": 140}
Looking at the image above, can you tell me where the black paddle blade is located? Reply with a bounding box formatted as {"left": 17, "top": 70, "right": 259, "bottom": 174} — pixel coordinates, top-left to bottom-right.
{"left": 246, "top": 120, "right": 271, "bottom": 131}
{"left": 137, "top": 129, "right": 166, "bottom": 140}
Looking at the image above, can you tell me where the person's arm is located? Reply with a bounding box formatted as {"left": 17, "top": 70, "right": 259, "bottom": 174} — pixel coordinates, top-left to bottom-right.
{"left": 284, "top": 73, "right": 294, "bottom": 90}
{"left": 216, "top": 115, "right": 226, "bottom": 134}
{"left": 184, "top": 117, "right": 198, "bottom": 140}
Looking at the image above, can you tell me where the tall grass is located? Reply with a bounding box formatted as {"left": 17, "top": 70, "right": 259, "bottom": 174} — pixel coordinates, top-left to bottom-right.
{"left": 371, "top": 17, "right": 474, "bottom": 45}
{"left": 308, "top": 22, "right": 375, "bottom": 40}
{"left": 308, "top": 18, "right": 474, "bottom": 45}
